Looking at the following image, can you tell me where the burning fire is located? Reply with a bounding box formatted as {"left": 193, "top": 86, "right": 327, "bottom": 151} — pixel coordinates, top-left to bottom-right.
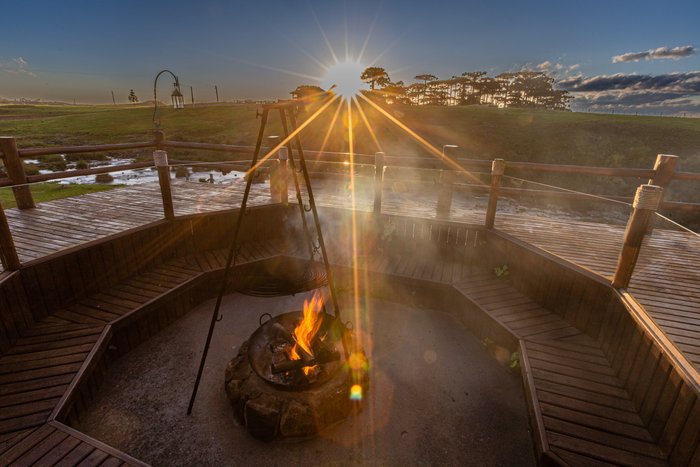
{"left": 290, "top": 292, "right": 324, "bottom": 375}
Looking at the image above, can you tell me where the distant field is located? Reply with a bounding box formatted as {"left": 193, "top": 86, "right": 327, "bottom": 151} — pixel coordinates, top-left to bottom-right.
{"left": 1, "top": 101, "right": 699, "bottom": 210}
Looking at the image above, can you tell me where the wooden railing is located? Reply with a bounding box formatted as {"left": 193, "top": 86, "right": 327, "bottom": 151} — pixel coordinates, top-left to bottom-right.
{"left": 0, "top": 134, "right": 699, "bottom": 289}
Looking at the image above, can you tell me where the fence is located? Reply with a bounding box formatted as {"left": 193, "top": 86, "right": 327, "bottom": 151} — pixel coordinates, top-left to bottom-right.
{"left": 0, "top": 134, "right": 699, "bottom": 293}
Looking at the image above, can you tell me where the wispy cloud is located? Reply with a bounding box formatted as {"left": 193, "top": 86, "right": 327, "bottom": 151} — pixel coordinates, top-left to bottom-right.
{"left": 0, "top": 57, "right": 37, "bottom": 77}
{"left": 519, "top": 61, "right": 580, "bottom": 80}
{"left": 559, "top": 71, "right": 700, "bottom": 93}
{"left": 559, "top": 71, "right": 700, "bottom": 114}
{"left": 612, "top": 45, "right": 695, "bottom": 63}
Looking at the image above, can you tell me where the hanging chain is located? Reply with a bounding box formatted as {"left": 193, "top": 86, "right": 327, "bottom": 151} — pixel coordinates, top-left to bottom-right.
{"left": 278, "top": 108, "right": 317, "bottom": 261}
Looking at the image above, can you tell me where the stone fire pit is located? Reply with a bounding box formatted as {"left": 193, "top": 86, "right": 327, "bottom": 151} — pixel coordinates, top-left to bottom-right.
{"left": 224, "top": 310, "right": 368, "bottom": 440}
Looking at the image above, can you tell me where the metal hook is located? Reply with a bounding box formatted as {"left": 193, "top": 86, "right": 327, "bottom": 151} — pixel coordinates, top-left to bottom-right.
{"left": 216, "top": 314, "right": 223, "bottom": 322}
{"left": 259, "top": 312, "right": 272, "bottom": 327}
{"left": 304, "top": 204, "right": 312, "bottom": 212}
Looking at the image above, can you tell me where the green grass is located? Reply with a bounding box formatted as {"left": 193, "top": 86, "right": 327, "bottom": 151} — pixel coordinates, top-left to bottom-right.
{"left": 0, "top": 182, "right": 123, "bottom": 209}
{"left": 2, "top": 102, "right": 698, "bottom": 170}
{"left": 1, "top": 101, "right": 698, "bottom": 210}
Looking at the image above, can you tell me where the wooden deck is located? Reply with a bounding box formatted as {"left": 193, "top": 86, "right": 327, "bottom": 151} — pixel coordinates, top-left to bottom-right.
{"left": 0, "top": 236, "right": 287, "bottom": 465}
{"left": 4, "top": 179, "right": 699, "bottom": 373}
{"left": 0, "top": 191, "right": 698, "bottom": 465}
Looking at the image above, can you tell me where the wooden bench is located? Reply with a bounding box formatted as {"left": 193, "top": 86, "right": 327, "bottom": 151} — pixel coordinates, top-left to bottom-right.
{"left": 1, "top": 208, "right": 698, "bottom": 466}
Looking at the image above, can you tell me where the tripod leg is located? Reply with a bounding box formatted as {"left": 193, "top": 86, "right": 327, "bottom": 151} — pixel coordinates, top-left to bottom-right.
{"left": 187, "top": 109, "right": 269, "bottom": 415}
{"left": 278, "top": 108, "right": 315, "bottom": 259}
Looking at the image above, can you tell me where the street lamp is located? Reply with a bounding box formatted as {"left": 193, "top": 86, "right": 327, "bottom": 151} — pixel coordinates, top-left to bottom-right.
{"left": 442, "top": 144, "right": 458, "bottom": 157}
{"left": 153, "top": 69, "right": 185, "bottom": 129}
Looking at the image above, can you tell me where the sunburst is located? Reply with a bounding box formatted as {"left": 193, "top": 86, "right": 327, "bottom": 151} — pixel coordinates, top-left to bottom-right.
{"left": 234, "top": 10, "right": 487, "bottom": 447}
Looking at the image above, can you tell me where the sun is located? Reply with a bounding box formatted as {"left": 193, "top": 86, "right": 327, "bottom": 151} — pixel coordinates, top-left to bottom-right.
{"left": 321, "top": 60, "right": 367, "bottom": 100}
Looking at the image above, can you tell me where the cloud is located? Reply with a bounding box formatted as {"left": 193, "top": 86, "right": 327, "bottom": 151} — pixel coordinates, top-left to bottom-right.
{"left": 559, "top": 71, "right": 700, "bottom": 93}
{"left": 559, "top": 71, "right": 700, "bottom": 115}
{"left": 0, "top": 56, "right": 36, "bottom": 77}
{"left": 518, "top": 61, "right": 581, "bottom": 79}
{"left": 612, "top": 45, "right": 695, "bottom": 63}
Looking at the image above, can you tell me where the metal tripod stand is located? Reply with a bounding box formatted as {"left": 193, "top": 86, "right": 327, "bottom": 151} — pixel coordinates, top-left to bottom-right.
{"left": 187, "top": 96, "right": 344, "bottom": 414}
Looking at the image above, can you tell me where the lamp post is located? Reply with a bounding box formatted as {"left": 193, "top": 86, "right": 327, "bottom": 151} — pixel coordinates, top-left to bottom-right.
{"left": 152, "top": 69, "right": 185, "bottom": 129}
{"left": 152, "top": 69, "right": 184, "bottom": 220}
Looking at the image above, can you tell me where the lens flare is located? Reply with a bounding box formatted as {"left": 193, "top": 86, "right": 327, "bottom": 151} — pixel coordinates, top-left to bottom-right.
{"left": 322, "top": 61, "right": 367, "bottom": 100}
{"left": 348, "top": 352, "right": 369, "bottom": 371}
{"left": 350, "top": 384, "right": 363, "bottom": 401}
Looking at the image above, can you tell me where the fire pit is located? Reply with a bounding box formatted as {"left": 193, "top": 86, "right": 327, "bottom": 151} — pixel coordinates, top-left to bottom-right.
{"left": 225, "top": 293, "right": 368, "bottom": 440}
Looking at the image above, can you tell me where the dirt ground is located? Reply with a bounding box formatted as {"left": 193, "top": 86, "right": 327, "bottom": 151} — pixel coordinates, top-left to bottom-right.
{"left": 78, "top": 292, "right": 536, "bottom": 466}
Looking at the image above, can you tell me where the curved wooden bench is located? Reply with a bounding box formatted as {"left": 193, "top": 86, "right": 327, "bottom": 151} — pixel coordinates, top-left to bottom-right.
{"left": 0, "top": 209, "right": 698, "bottom": 466}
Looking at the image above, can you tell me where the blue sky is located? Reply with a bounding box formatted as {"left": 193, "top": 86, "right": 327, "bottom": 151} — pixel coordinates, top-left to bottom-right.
{"left": 1, "top": 0, "right": 699, "bottom": 113}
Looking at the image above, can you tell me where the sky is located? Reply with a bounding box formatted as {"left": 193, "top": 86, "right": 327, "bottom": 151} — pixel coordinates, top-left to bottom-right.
{"left": 1, "top": 0, "right": 699, "bottom": 114}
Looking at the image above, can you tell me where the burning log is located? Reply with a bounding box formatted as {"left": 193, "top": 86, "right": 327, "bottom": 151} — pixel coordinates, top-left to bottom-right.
{"left": 271, "top": 322, "right": 315, "bottom": 361}
{"left": 270, "top": 347, "right": 340, "bottom": 374}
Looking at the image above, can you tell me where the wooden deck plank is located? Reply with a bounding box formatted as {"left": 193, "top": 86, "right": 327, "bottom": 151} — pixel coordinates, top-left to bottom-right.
{"left": 547, "top": 432, "right": 667, "bottom": 466}
{"left": 0, "top": 424, "right": 55, "bottom": 462}
{"left": 33, "top": 433, "right": 82, "bottom": 466}
{"left": 0, "top": 182, "right": 697, "bottom": 466}
{"left": 52, "top": 442, "right": 96, "bottom": 467}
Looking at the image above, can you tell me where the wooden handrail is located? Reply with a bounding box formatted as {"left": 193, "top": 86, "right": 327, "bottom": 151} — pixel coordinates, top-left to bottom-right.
{"left": 4, "top": 138, "right": 699, "bottom": 181}
{"left": 18, "top": 141, "right": 155, "bottom": 157}
{"left": 673, "top": 171, "right": 700, "bottom": 181}
{"left": 26, "top": 161, "right": 154, "bottom": 183}
{"left": 162, "top": 140, "right": 255, "bottom": 153}
{"left": 1, "top": 138, "right": 698, "bottom": 216}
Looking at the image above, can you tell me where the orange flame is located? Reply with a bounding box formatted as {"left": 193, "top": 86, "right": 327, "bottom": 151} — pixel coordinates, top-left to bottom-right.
{"left": 290, "top": 292, "right": 324, "bottom": 375}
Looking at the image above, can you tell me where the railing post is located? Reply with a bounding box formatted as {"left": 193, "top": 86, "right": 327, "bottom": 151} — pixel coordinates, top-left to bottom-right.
{"left": 374, "top": 152, "right": 385, "bottom": 215}
{"left": 270, "top": 146, "right": 288, "bottom": 205}
{"left": 0, "top": 137, "right": 35, "bottom": 209}
{"left": 646, "top": 154, "right": 678, "bottom": 233}
{"left": 0, "top": 203, "right": 20, "bottom": 270}
{"left": 485, "top": 158, "right": 506, "bottom": 229}
{"left": 436, "top": 170, "right": 454, "bottom": 217}
{"left": 153, "top": 131, "right": 174, "bottom": 220}
{"left": 612, "top": 184, "right": 663, "bottom": 289}
{"left": 649, "top": 153, "right": 678, "bottom": 190}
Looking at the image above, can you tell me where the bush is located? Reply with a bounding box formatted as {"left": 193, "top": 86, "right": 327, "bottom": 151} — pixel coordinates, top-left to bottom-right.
{"left": 47, "top": 161, "right": 67, "bottom": 172}
{"left": 22, "top": 163, "right": 40, "bottom": 176}
{"left": 75, "top": 160, "right": 89, "bottom": 170}
{"left": 37, "top": 154, "right": 64, "bottom": 163}
{"left": 95, "top": 173, "right": 114, "bottom": 183}
{"left": 65, "top": 153, "right": 109, "bottom": 162}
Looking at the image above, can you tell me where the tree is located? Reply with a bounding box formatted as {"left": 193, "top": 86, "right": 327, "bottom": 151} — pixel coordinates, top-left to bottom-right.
{"left": 424, "top": 86, "right": 449, "bottom": 106}
{"left": 458, "top": 71, "right": 487, "bottom": 105}
{"left": 378, "top": 80, "right": 409, "bottom": 104}
{"left": 128, "top": 89, "right": 138, "bottom": 103}
{"left": 290, "top": 85, "right": 326, "bottom": 100}
{"left": 361, "top": 67, "right": 390, "bottom": 90}
{"left": 413, "top": 74, "right": 438, "bottom": 105}
{"left": 414, "top": 74, "right": 438, "bottom": 85}
{"left": 478, "top": 77, "right": 500, "bottom": 106}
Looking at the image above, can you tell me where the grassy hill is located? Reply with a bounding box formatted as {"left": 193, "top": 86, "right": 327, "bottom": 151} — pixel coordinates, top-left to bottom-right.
{"left": 1, "top": 102, "right": 699, "bottom": 210}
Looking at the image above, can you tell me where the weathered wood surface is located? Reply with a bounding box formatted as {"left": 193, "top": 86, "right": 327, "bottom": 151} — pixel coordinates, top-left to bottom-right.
{"left": 0, "top": 236, "right": 285, "bottom": 465}
{"left": 326, "top": 226, "right": 699, "bottom": 465}
{"left": 0, "top": 421, "right": 147, "bottom": 466}
{"left": 0, "top": 206, "right": 697, "bottom": 465}
{"left": 1, "top": 180, "right": 697, "bottom": 373}
{"left": 455, "top": 274, "right": 671, "bottom": 466}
